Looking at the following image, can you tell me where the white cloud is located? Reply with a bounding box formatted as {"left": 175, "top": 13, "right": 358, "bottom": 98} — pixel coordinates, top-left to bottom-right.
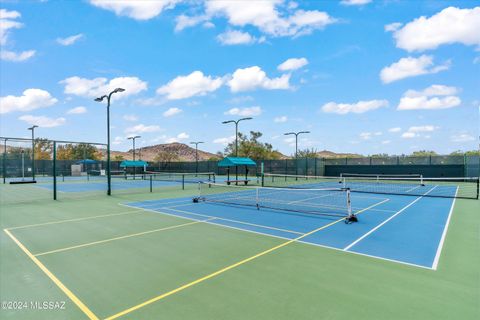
{"left": 1, "top": 50, "right": 36, "bottom": 62}
{"left": 205, "top": 0, "right": 336, "bottom": 38}
{"left": 89, "top": 0, "right": 180, "bottom": 20}
{"left": 163, "top": 107, "right": 183, "bottom": 117}
{"left": 388, "top": 127, "right": 402, "bottom": 133}
{"left": 156, "top": 71, "right": 223, "bottom": 100}
{"left": 225, "top": 106, "right": 262, "bottom": 117}
{"left": 397, "top": 85, "right": 461, "bottom": 110}
{"left": 56, "top": 33, "right": 84, "bottom": 46}
{"left": 60, "top": 76, "right": 147, "bottom": 99}
{"left": 340, "top": 0, "right": 372, "bottom": 6}
{"left": 384, "top": 22, "right": 402, "bottom": 32}
{"left": 67, "top": 106, "right": 87, "bottom": 114}
{"left": 166, "top": 132, "right": 190, "bottom": 143}
{"left": 321, "top": 99, "right": 388, "bottom": 114}
{"left": 401, "top": 125, "right": 438, "bottom": 138}
{"left": 217, "top": 30, "right": 261, "bottom": 45}
{"left": 380, "top": 55, "right": 449, "bottom": 83}
{"left": 0, "top": 89, "right": 58, "bottom": 114}
{"left": 360, "top": 131, "right": 382, "bottom": 140}
{"left": 0, "top": 9, "right": 22, "bottom": 45}
{"left": 213, "top": 135, "right": 235, "bottom": 145}
{"left": 228, "top": 66, "right": 290, "bottom": 92}
{"left": 113, "top": 136, "right": 124, "bottom": 145}
{"left": 125, "top": 124, "right": 161, "bottom": 134}
{"left": 175, "top": 14, "right": 208, "bottom": 32}
{"left": 123, "top": 114, "right": 138, "bottom": 121}
{"left": 274, "top": 116, "right": 288, "bottom": 123}
{"left": 18, "top": 115, "right": 66, "bottom": 128}
{"left": 392, "top": 7, "right": 480, "bottom": 52}
{"left": 277, "top": 57, "right": 308, "bottom": 71}
{"left": 451, "top": 133, "right": 475, "bottom": 142}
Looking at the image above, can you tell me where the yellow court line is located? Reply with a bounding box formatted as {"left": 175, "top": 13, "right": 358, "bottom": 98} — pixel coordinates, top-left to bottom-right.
{"left": 3, "top": 229, "right": 99, "bottom": 320}
{"left": 166, "top": 207, "right": 304, "bottom": 235}
{"left": 34, "top": 219, "right": 214, "bottom": 257}
{"left": 104, "top": 216, "right": 345, "bottom": 320}
{"left": 6, "top": 209, "right": 146, "bottom": 231}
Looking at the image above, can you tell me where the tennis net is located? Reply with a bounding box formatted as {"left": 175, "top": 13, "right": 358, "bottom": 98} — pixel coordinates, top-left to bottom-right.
{"left": 193, "top": 182, "right": 356, "bottom": 222}
{"left": 144, "top": 171, "right": 215, "bottom": 183}
{"left": 262, "top": 173, "right": 479, "bottom": 199}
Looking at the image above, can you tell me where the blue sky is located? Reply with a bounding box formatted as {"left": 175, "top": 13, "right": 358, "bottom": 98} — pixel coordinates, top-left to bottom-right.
{"left": 0, "top": 0, "right": 479, "bottom": 155}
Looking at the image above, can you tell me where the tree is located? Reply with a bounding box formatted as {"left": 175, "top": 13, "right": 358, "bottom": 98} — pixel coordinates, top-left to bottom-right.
{"left": 56, "top": 143, "right": 101, "bottom": 160}
{"left": 154, "top": 151, "right": 179, "bottom": 162}
{"left": 34, "top": 138, "right": 52, "bottom": 160}
{"left": 410, "top": 150, "right": 438, "bottom": 157}
{"left": 113, "top": 155, "right": 125, "bottom": 161}
{"left": 223, "top": 131, "right": 281, "bottom": 160}
{"left": 297, "top": 148, "right": 318, "bottom": 158}
{"left": 450, "top": 150, "right": 480, "bottom": 156}
{"left": 369, "top": 153, "right": 389, "bottom": 158}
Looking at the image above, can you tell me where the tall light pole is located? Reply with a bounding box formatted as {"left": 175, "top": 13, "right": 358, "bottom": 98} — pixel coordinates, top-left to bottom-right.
{"left": 190, "top": 141, "right": 204, "bottom": 174}
{"left": 28, "top": 125, "right": 38, "bottom": 180}
{"left": 3, "top": 138, "right": 7, "bottom": 184}
{"left": 284, "top": 131, "right": 310, "bottom": 176}
{"left": 95, "top": 87, "right": 125, "bottom": 195}
{"left": 127, "top": 135, "right": 141, "bottom": 161}
{"left": 222, "top": 117, "right": 252, "bottom": 181}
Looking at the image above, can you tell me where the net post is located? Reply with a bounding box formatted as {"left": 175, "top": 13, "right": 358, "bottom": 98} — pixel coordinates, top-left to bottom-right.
{"left": 476, "top": 177, "right": 479, "bottom": 200}
{"left": 420, "top": 175, "right": 424, "bottom": 186}
{"left": 256, "top": 187, "right": 259, "bottom": 210}
{"left": 150, "top": 175, "right": 153, "bottom": 193}
{"left": 53, "top": 141, "right": 57, "bottom": 200}
{"left": 182, "top": 174, "right": 185, "bottom": 190}
{"left": 261, "top": 173, "right": 265, "bottom": 187}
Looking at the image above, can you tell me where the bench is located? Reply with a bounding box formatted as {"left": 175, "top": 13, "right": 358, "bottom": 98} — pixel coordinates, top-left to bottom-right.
{"left": 226, "top": 179, "right": 250, "bottom": 185}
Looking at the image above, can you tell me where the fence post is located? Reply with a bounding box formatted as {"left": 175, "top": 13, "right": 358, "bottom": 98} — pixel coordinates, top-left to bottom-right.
{"left": 53, "top": 141, "right": 57, "bottom": 200}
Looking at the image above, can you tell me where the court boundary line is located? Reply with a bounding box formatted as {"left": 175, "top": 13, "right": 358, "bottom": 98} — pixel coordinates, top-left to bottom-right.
{"left": 431, "top": 186, "right": 459, "bottom": 270}
{"left": 104, "top": 215, "right": 346, "bottom": 320}
{"left": 6, "top": 209, "right": 147, "bottom": 231}
{"left": 33, "top": 219, "right": 213, "bottom": 257}
{"left": 3, "top": 229, "right": 99, "bottom": 320}
{"left": 342, "top": 185, "right": 438, "bottom": 252}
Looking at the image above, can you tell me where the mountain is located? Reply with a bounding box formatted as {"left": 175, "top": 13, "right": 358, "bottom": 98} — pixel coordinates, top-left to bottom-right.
{"left": 315, "top": 150, "right": 363, "bottom": 158}
{"left": 111, "top": 143, "right": 219, "bottom": 162}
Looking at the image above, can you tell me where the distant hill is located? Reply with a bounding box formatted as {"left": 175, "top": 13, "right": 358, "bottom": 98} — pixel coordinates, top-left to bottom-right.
{"left": 315, "top": 150, "right": 363, "bottom": 158}
{"left": 111, "top": 143, "right": 219, "bottom": 162}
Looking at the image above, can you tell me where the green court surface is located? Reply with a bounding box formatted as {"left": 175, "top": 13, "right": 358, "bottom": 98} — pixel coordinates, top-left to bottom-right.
{"left": 0, "top": 184, "right": 478, "bottom": 320}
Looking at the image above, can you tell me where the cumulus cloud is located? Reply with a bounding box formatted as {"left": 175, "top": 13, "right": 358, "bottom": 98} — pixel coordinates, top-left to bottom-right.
{"left": 163, "top": 107, "right": 183, "bottom": 117}
{"left": 277, "top": 57, "right": 308, "bottom": 71}
{"left": 388, "top": 127, "right": 402, "bottom": 133}
{"left": 203, "top": 0, "right": 336, "bottom": 38}
{"left": 451, "top": 133, "right": 475, "bottom": 142}
{"left": 0, "top": 9, "right": 36, "bottom": 61}
{"left": 321, "top": 99, "right": 388, "bottom": 114}
{"left": 89, "top": 0, "right": 181, "bottom": 20}
{"left": 380, "top": 55, "right": 449, "bottom": 83}
{"left": 18, "top": 115, "right": 66, "bottom": 128}
{"left": 57, "top": 33, "right": 84, "bottom": 46}
{"left": 401, "top": 125, "right": 438, "bottom": 138}
{"left": 340, "top": 0, "right": 372, "bottom": 6}
{"left": 0, "top": 89, "right": 58, "bottom": 114}
{"left": 67, "top": 106, "right": 87, "bottom": 114}
{"left": 156, "top": 71, "right": 223, "bottom": 100}
{"left": 165, "top": 132, "right": 189, "bottom": 143}
{"left": 274, "top": 116, "right": 288, "bottom": 123}
{"left": 228, "top": 66, "right": 290, "bottom": 92}
{"left": 175, "top": 14, "right": 209, "bottom": 32}
{"left": 217, "top": 30, "right": 263, "bottom": 45}
{"left": 60, "top": 76, "right": 147, "bottom": 99}
{"left": 123, "top": 114, "right": 138, "bottom": 121}
{"left": 397, "top": 85, "right": 461, "bottom": 111}
{"left": 125, "top": 124, "right": 161, "bottom": 134}
{"left": 213, "top": 135, "right": 236, "bottom": 145}
{"left": 1, "top": 50, "right": 36, "bottom": 62}
{"left": 384, "top": 22, "right": 402, "bottom": 32}
{"left": 391, "top": 7, "right": 480, "bottom": 52}
{"left": 224, "top": 106, "right": 262, "bottom": 117}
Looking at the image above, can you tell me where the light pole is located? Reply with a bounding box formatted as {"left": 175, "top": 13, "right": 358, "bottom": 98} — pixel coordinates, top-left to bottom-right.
{"left": 284, "top": 131, "right": 310, "bottom": 176}
{"left": 190, "top": 141, "right": 204, "bottom": 174}
{"left": 3, "top": 138, "right": 7, "bottom": 184}
{"left": 222, "top": 117, "right": 252, "bottom": 181}
{"left": 28, "top": 125, "right": 38, "bottom": 180}
{"left": 95, "top": 87, "right": 125, "bottom": 195}
{"left": 128, "top": 135, "right": 141, "bottom": 179}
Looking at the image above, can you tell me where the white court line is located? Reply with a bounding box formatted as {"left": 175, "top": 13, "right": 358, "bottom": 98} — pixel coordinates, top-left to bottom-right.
{"left": 343, "top": 185, "right": 439, "bottom": 251}
{"left": 406, "top": 185, "right": 422, "bottom": 193}
{"left": 431, "top": 186, "right": 459, "bottom": 270}
{"left": 120, "top": 201, "right": 432, "bottom": 270}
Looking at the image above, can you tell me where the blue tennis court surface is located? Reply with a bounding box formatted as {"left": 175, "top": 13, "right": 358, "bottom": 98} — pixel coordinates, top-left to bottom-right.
{"left": 124, "top": 188, "right": 455, "bottom": 270}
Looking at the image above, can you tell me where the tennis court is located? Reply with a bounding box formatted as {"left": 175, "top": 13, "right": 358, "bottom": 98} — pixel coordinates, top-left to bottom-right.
{"left": 1, "top": 173, "right": 478, "bottom": 320}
